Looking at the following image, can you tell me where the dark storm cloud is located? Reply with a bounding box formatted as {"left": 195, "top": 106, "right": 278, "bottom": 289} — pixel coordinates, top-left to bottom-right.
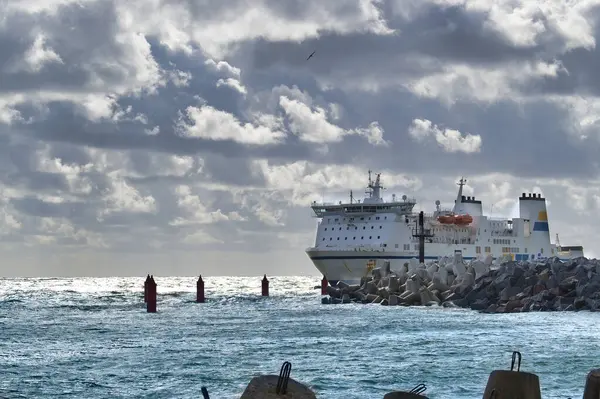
{"left": 247, "top": 4, "right": 538, "bottom": 74}
{"left": 0, "top": 1, "right": 133, "bottom": 93}
{"left": 17, "top": 108, "right": 318, "bottom": 160}
{"left": 319, "top": 92, "right": 600, "bottom": 179}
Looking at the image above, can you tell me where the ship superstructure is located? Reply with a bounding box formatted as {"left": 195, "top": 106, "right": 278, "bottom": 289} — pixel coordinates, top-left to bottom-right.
{"left": 305, "top": 172, "right": 584, "bottom": 285}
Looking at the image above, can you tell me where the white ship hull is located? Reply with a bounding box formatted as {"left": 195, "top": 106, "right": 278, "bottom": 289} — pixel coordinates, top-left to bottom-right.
{"left": 306, "top": 247, "right": 580, "bottom": 285}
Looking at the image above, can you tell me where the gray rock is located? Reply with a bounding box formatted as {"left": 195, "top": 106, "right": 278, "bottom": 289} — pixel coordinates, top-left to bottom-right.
{"left": 383, "top": 392, "right": 429, "bottom": 399}
{"left": 240, "top": 375, "right": 316, "bottom": 399}
{"left": 377, "top": 287, "right": 391, "bottom": 299}
{"left": 326, "top": 286, "right": 341, "bottom": 298}
{"left": 366, "top": 281, "right": 378, "bottom": 295}
{"left": 325, "top": 256, "right": 600, "bottom": 313}
{"left": 388, "top": 276, "right": 400, "bottom": 293}
{"left": 372, "top": 267, "right": 383, "bottom": 280}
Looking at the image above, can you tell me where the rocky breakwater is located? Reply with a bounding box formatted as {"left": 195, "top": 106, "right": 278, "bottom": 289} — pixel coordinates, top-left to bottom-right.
{"left": 322, "top": 254, "right": 600, "bottom": 313}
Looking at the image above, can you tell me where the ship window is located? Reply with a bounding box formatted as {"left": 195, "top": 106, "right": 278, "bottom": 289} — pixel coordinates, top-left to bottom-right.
{"left": 414, "top": 244, "right": 419, "bottom": 250}
{"left": 325, "top": 228, "right": 327, "bottom": 231}
{"left": 476, "top": 246, "right": 481, "bottom": 254}
{"left": 335, "top": 218, "right": 338, "bottom": 222}
{"left": 383, "top": 244, "right": 387, "bottom": 247}
{"left": 330, "top": 238, "right": 332, "bottom": 241}
{"left": 371, "top": 226, "right": 374, "bottom": 229}
{"left": 345, "top": 237, "right": 347, "bottom": 240}
{"left": 525, "top": 248, "right": 527, "bottom": 253}
{"left": 369, "top": 236, "right": 372, "bottom": 239}
{"left": 363, "top": 227, "right": 365, "bottom": 230}
{"left": 337, "top": 237, "right": 339, "bottom": 240}
{"left": 376, "top": 217, "right": 380, "bottom": 220}
{"left": 339, "top": 227, "right": 342, "bottom": 230}
{"left": 385, "top": 217, "right": 387, "bottom": 220}
{"left": 377, "top": 236, "right": 380, "bottom": 239}
{"left": 322, "top": 238, "right": 325, "bottom": 241}
{"left": 360, "top": 217, "right": 364, "bottom": 220}
{"left": 355, "top": 227, "right": 358, "bottom": 230}
{"left": 369, "top": 217, "right": 371, "bottom": 220}
{"left": 395, "top": 244, "right": 399, "bottom": 248}
{"left": 353, "top": 237, "right": 356, "bottom": 240}
{"left": 380, "top": 226, "right": 382, "bottom": 229}
{"left": 346, "top": 227, "right": 349, "bottom": 230}
{"left": 541, "top": 248, "right": 544, "bottom": 254}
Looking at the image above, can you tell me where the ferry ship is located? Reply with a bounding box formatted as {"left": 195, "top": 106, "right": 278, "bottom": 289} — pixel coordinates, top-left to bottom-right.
{"left": 305, "top": 172, "right": 584, "bottom": 285}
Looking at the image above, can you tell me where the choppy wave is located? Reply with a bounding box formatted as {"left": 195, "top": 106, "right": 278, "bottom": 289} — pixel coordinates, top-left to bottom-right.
{"left": 1, "top": 276, "right": 599, "bottom": 398}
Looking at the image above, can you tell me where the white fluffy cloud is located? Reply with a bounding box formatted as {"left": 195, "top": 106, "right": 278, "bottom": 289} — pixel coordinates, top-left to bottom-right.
{"left": 0, "top": 0, "right": 599, "bottom": 276}
{"left": 408, "top": 119, "right": 482, "bottom": 153}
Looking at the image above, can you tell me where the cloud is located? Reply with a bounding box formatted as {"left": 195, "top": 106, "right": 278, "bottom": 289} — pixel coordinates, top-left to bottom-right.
{"left": 279, "top": 96, "right": 388, "bottom": 146}
{"left": 1, "top": 0, "right": 600, "bottom": 277}
{"left": 408, "top": 118, "right": 482, "bottom": 153}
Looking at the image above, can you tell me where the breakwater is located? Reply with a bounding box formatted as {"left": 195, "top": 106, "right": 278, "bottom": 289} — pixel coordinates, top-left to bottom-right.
{"left": 323, "top": 255, "right": 600, "bottom": 313}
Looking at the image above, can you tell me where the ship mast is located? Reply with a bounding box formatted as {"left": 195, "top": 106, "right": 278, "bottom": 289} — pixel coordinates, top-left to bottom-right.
{"left": 365, "top": 170, "right": 384, "bottom": 202}
{"left": 452, "top": 177, "right": 466, "bottom": 214}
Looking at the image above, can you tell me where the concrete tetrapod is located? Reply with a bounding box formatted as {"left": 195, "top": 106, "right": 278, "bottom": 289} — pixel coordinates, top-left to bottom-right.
{"left": 482, "top": 352, "right": 541, "bottom": 399}
{"left": 240, "top": 375, "right": 316, "bottom": 399}
{"left": 583, "top": 369, "right": 600, "bottom": 399}
{"left": 383, "top": 392, "right": 428, "bottom": 399}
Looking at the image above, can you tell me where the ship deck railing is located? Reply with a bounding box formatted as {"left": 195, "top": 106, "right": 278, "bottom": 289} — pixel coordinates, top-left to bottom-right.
{"left": 307, "top": 245, "right": 389, "bottom": 252}
{"left": 310, "top": 197, "right": 418, "bottom": 207}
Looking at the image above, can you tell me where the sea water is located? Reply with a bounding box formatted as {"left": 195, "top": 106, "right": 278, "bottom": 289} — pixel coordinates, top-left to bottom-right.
{"left": 1, "top": 276, "right": 599, "bottom": 398}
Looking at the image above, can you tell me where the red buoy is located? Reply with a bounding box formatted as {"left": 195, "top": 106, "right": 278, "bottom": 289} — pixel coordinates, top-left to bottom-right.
{"left": 261, "top": 274, "right": 269, "bottom": 297}
{"left": 321, "top": 276, "right": 328, "bottom": 295}
{"left": 147, "top": 275, "right": 157, "bottom": 313}
{"left": 196, "top": 275, "right": 205, "bottom": 303}
{"left": 144, "top": 274, "right": 150, "bottom": 303}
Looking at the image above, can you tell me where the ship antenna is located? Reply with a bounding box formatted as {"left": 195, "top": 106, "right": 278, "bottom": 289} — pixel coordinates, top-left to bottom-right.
{"left": 366, "top": 170, "right": 373, "bottom": 198}
{"left": 350, "top": 190, "right": 354, "bottom": 204}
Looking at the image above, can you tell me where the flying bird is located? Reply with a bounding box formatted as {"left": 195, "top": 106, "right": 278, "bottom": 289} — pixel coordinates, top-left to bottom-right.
{"left": 306, "top": 50, "right": 316, "bottom": 61}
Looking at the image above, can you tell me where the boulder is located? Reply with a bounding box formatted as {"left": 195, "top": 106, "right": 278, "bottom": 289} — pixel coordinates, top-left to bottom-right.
{"left": 240, "top": 375, "right": 316, "bottom": 399}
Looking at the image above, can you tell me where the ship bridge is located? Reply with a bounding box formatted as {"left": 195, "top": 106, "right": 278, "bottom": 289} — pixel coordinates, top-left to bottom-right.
{"left": 311, "top": 170, "right": 417, "bottom": 217}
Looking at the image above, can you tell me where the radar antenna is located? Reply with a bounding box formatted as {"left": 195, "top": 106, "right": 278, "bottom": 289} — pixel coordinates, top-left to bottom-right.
{"left": 365, "top": 170, "right": 384, "bottom": 201}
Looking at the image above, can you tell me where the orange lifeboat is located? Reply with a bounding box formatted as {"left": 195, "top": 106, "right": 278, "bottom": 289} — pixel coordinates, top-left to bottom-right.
{"left": 454, "top": 214, "right": 473, "bottom": 225}
{"left": 437, "top": 215, "right": 455, "bottom": 224}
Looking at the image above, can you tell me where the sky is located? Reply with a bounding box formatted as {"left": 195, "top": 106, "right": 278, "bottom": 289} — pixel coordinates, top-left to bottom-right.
{"left": 1, "top": 0, "right": 600, "bottom": 277}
